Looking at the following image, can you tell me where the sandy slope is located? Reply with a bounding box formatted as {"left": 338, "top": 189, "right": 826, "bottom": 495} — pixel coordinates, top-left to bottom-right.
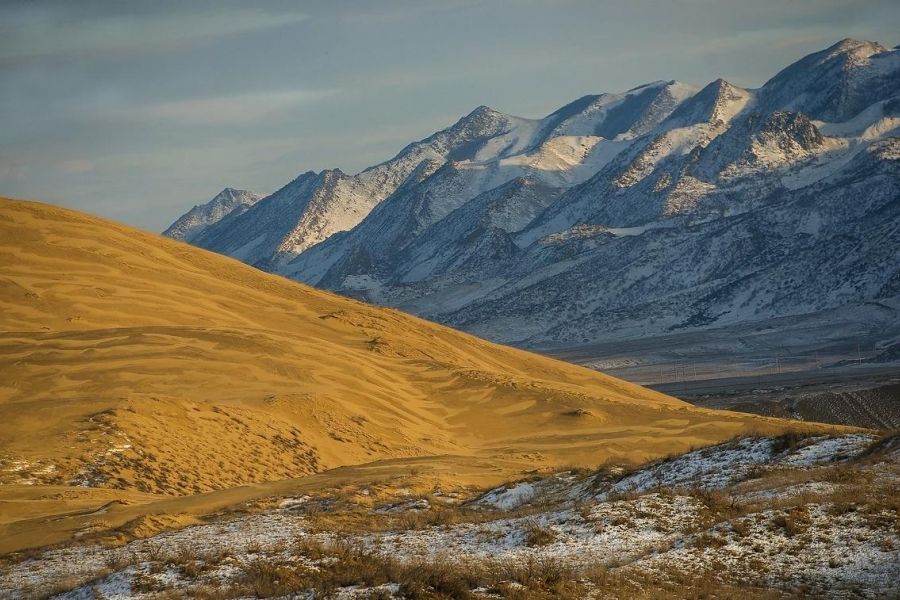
{"left": 0, "top": 198, "right": 828, "bottom": 552}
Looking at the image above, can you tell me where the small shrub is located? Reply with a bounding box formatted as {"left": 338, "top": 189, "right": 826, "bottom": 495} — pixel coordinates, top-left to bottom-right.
{"left": 523, "top": 521, "right": 557, "bottom": 547}
{"left": 144, "top": 542, "right": 165, "bottom": 563}
{"left": 167, "top": 546, "right": 208, "bottom": 578}
{"left": 771, "top": 431, "right": 808, "bottom": 454}
{"left": 498, "top": 556, "right": 582, "bottom": 598}
{"left": 104, "top": 553, "right": 132, "bottom": 571}
{"left": 731, "top": 519, "right": 751, "bottom": 538}
{"left": 771, "top": 506, "right": 811, "bottom": 537}
{"left": 692, "top": 489, "right": 737, "bottom": 515}
{"left": 295, "top": 536, "right": 329, "bottom": 560}
{"left": 694, "top": 532, "right": 727, "bottom": 549}
{"left": 576, "top": 501, "right": 594, "bottom": 521}
{"left": 397, "top": 560, "right": 476, "bottom": 599}
{"left": 131, "top": 572, "right": 164, "bottom": 594}
{"left": 242, "top": 558, "right": 308, "bottom": 598}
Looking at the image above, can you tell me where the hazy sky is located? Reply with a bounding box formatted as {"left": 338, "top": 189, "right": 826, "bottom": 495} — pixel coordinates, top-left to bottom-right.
{"left": 1, "top": 0, "right": 897, "bottom": 231}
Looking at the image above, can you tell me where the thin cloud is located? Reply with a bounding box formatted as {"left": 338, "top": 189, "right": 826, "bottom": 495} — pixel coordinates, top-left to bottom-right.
{"left": 0, "top": 6, "right": 308, "bottom": 62}
{"left": 144, "top": 89, "right": 336, "bottom": 126}
{"left": 58, "top": 159, "right": 95, "bottom": 175}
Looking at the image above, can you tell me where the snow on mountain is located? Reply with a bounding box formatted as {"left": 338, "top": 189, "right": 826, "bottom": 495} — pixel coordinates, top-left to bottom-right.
{"left": 516, "top": 79, "right": 755, "bottom": 241}
{"left": 169, "top": 80, "right": 698, "bottom": 269}
{"left": 758, "top": 38, "right": 899, "bottom": 123}
{"left": 168, "top": 40, "right": 900, "bottom": 349}
{"left": 544, "top": 80, "right": 699, "bottom": 139}
{"left": 165, "top": 104, "right": 544, "bottom": 267}
{"left": 447, "top": 138, "right": 900, "bottom": 345}
{"left": 665, "top": 79, "right": 754, "bottom": 128}
{"left": 281, "top": 81, "right": 701, "bottom": 287}
{"left": 396, "top": 177, "right": 563, "bottom": 280}
{"left": 162, "top": 188, "right": 262, "bottom": 242}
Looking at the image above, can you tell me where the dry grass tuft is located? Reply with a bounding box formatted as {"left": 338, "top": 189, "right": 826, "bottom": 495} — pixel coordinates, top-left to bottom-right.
{"left": 523, "top": 521, "right": 557, "bottom": 547}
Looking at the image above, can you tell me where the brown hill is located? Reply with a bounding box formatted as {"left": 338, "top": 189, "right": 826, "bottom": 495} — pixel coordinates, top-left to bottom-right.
{"left": 0, "top": 198, "right": 827, "bottom": 551}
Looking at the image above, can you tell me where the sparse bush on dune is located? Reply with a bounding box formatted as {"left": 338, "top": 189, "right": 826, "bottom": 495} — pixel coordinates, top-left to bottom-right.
{"left": 523, "top": 521, "right": 557, "bottom": 547}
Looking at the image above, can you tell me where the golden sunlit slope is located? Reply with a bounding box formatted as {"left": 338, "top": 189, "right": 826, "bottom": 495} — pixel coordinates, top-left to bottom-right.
{"left": 0, "top": 198, "right": 807, "bottom": 501}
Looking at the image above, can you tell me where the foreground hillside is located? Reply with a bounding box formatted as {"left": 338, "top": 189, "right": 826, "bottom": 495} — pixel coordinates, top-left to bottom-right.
{"left": 6, "top": 432, "right": 896, "bottom": 599}
{"left": 0, "top": 198, "right": 820, "bottom": 553}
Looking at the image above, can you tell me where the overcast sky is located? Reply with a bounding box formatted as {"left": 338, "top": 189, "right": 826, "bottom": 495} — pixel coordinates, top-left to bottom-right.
{"left": 1, "top": 0, "right": 897, "bottom": 231}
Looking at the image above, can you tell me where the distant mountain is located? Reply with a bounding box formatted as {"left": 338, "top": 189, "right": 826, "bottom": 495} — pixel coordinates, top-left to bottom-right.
{"left": 163, "top": 188, "right": 262, "bottom": 242}
{"left": 757, "top": 39, "right": 899, "bottom": 122}
{"left": 166, "top": 39, "right": 900, "bottom": 349}
{"left": 179, "top": 104, "right": 569, "bottom": 269}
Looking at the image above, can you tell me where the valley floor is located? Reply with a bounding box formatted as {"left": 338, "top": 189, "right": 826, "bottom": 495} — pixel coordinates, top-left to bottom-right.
{"left": 4, "top": 433, "right": 898, "bottom": 599}
{"left": 544, "top": 312, "right": 900, "bottom": 430}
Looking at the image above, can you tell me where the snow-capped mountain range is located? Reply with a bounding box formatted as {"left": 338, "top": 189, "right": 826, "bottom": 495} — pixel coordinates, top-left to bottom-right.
{"left": 166, "top": 39, "right": 900, "bottom": 347}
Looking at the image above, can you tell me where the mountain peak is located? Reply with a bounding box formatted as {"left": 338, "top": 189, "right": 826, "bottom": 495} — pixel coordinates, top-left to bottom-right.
{"left": 206, "top": 188, "right": 252, "bottom": 203}
{"left": 826, "top": 38, "right": 888, "bottom": 57}
{"left": 759, "top": 38, "right": 898, "bottom": 122}
{"left": 666, "top": 77, "right": 751, "bottom": 127}
{"left": 316, "top": 168, "right": 347, "bottom": 181}
{"left": 454, "top": 104, "right": 510, "bottom": 128}
{"left": 163, "top": 188, "right": 262, "bottom": 241}
{"left": 468, "top": 104, "right": 503, "bottom": 117}
{"left": 626, "top": 80, "right": 675, "bottom": 93}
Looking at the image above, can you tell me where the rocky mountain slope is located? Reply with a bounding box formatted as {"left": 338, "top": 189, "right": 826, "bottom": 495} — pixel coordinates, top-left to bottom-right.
{"left": 167, "top": 39, "right": 900, "bottom": 349}
{"left": 182, "top": 101, "right": 605, "bottom": 269}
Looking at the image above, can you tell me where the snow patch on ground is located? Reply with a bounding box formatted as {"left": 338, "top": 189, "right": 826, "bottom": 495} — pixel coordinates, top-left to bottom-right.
{"left": 476, "top": 481, "right": 537, "bottom": 510}
{"left": 778, "top": 434, "right": 873, "bottom": 466}
{"left": 605, "top": 437, "right": 776, "bottom": 495}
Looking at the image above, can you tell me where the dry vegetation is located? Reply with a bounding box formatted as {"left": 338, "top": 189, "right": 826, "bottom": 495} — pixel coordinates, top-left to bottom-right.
{"left": 14, "top": 535, "right": 800, "bottom": 600}
{"left": 4, "top": 432, "right": 897, "bottom": 599}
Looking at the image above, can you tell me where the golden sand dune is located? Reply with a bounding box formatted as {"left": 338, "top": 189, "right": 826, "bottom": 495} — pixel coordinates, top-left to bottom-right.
{"left": 0, "top": 198, "right": 831, "bottom": 552}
